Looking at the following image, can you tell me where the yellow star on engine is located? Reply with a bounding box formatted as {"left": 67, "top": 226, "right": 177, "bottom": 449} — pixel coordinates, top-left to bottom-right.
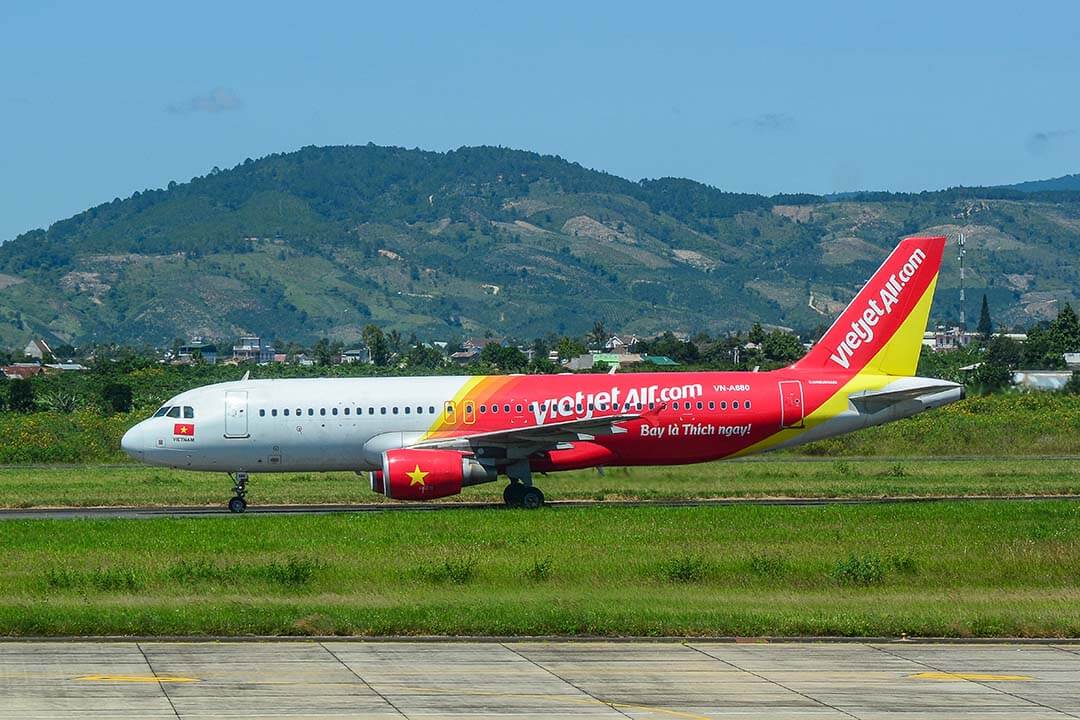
{"left": 406, "top": 464, "right": 428, "bottom": 486}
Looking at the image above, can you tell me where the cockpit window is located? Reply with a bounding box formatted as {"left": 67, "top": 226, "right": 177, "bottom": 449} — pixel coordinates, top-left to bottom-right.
{"left": 166, "top": 407, "right": 181, "bottom": 418}
{"left": 153, "top": 406, "right": 170, "bottom": 417}
{"left": 183, "top": 406, "right": 194, "bottom": 419}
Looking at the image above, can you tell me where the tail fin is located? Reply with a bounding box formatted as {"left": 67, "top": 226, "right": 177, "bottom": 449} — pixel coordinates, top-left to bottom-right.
{"left": 793, "top": 236, "right": 945, "bottom": 377}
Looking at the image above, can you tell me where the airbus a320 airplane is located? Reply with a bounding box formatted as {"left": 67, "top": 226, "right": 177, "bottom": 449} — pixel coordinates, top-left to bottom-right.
{"left": 122, "top": 236, "right": 961, "bottom": 512}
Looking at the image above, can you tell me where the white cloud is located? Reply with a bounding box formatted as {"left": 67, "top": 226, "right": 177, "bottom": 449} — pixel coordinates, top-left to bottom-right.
{"left": 166, "top": 88, "right": 244, "bottom": 115}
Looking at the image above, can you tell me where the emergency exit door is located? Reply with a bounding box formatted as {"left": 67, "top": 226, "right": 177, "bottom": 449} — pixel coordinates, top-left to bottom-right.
{"left": 779, "top": 381, "right": 804, "bottom": 429}
{"left": 225, "top": 391, "right": 249, "bottom": 438}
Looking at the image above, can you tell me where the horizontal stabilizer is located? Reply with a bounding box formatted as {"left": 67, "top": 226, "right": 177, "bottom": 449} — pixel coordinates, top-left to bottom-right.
{"left": 848, "top": 380, "right": 962, "bottom": 414}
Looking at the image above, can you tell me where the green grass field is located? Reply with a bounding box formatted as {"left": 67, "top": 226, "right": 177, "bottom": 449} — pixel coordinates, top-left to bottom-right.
{"left": 1, "top": 501, "right": 1078, "bottom": 637}
{"left": 0, "top": 457, "right": 1076, "bottom": 508}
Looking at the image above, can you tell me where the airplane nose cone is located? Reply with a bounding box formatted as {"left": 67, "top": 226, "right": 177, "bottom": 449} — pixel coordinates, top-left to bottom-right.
{"left": 121, "top": 425, "right": 144, "bottom": 458}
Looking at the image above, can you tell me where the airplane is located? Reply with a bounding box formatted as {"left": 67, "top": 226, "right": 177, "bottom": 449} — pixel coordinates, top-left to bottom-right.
{"left": 121, "top": 235, "right": 962, "bottom": 512}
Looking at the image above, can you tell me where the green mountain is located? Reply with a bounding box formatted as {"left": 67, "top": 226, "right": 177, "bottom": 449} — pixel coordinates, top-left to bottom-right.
{"left": 1, "top": 144, "right": 1078, "bottom": 348}
{"left": 1005, "top": 173, "right": 1080, "bottom": 193}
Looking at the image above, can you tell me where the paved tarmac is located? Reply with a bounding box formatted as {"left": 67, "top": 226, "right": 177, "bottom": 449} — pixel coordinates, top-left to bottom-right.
{"left": 3, "top": 494, "right": 1078, "bottom": 520}
{"left": 1, "top": 640, "right": 1078, "bottom": 719}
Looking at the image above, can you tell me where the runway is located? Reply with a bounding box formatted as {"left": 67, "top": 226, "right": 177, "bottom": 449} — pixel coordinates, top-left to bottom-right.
{"left": 1, "top": 494, "right": 1078, "bottom": 520}
{"left": 1, "top": 640, "right": 1079, "bottom": 719}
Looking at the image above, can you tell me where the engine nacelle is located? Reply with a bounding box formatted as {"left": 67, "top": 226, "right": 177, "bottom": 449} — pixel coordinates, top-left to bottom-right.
{"left": 379, "top": 448, "right": 496, "bottom": 501}
{"left": 369, "top": 469, "right": 385, "bottom": 495}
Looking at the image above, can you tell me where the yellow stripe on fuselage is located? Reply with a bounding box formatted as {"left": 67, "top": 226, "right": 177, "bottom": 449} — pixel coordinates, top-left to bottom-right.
{"left": 420, "top": 375, "right": 489, "bottom": 439}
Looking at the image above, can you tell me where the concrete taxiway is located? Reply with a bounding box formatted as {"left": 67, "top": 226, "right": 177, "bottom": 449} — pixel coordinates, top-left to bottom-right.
{"left": 1, "top": 640, "right": 1079, "bottom": 719}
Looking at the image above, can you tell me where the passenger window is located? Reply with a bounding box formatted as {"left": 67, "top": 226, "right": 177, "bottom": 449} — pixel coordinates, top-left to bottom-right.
{"left": 444, "top": 401, "right": 456, "bottom": 420}
{"left": 380, "top": 407, "right": 386, "bottom": 415}
{"left": 308, "top": 409, "right": 314, "bottom": 416}
{"left": 733, "top": 401, "right": 740, "bottom": 409}
{"left": 720, "top": 401, "right": 727, "bottom": 410}
{"left": 697, "top": 402, "right": 703, "bottom": 410}
{"left": 392, "top": 407, "right": 398, "bottom": 415}
{"left": 417, "top": 406, "right": 423, "bottom": 414}
{"left": 429, "top": 406, "right": 436, "bottom": 414}
{"left": 284, "top": 409, "right": 290, "bottom": 416}
{"left": 153, "top": 406, "right": 170, "bottom": 417}
{"left": 271, "top": 409, "right": 278, "bottom": 417}
{"left": 489, "top": 404, "right": 496, "bottom": 414}
{"left": 369, "top": 407, "right": 375, "bottom": 415}
{"left": 259, "top": 409, "right": 266, "bottom": 417}
{"left": 464, "top": 402, "right": 476, "bottom": 424}
{"left": 404, "top": 407, "right": 411, "bottom": 414}
{"left": 167, "top": 407, "right": 181, "bottom": 418}
{"left": 516, "top": 404, "right": 522, "bottom": 413}
{"left": 745, "top": 400, "right": 752, "bottom": 409}
{"left": 296, "top": 408, "right": 302, "bottom": 416}
{"left": 344, "top": 408, "right": 350, "bottom": 415}
{"left": 184, "top": 406, "right": 194, "bottom": 419}
{"left": 709, "top": 401, "right": 715, "bottom": 410}
{"left": 320, "top": 408, "right": 326, "bottom": 416}
{"left": 505, "top": 404, "right": 511, "bottom": 413}
{"left": 480, "top": 404, "right": 487, "bottom": 414}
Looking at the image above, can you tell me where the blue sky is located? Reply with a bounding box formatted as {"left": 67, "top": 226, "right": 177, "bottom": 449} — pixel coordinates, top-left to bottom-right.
{"left": 2, "top": 0, "right": 1079, "bottom": 242}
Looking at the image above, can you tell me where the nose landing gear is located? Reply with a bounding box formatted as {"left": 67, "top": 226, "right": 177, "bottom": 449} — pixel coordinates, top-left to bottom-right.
{"left": 228, "top": 472, "right": 249, "bottom": 513}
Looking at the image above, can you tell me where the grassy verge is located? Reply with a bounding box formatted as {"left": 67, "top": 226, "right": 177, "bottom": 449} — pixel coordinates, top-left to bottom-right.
{"left": 0, "top": 501, "right": 1078, "bottom": 637}
{"left": 0, "top": 457, "right": 1076, "bottom": 508}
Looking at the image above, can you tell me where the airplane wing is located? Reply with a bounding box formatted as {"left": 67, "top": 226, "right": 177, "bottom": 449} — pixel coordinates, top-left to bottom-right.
{"left": 409, "top": 413, "right": 643, "bottom": 452}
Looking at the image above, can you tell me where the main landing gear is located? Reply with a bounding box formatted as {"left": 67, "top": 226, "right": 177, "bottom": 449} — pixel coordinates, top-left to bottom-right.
{"left": 228, "top": 472, "right": 248, "bottom": 513}
{"left": 502, "top": 460, "right": 544, "bottom": 509}
{"left": 503, "top": 482, "right": 545, "bottom": 509}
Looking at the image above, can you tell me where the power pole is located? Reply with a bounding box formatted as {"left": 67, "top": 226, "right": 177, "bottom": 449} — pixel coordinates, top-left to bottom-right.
{"left": 957, "top": 232, "right": 966, "bottom": 330}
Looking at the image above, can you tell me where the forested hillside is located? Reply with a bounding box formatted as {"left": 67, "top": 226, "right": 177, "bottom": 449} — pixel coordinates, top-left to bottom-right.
{"left": 1, "top": 144, "right": 1077, "bottom": 347}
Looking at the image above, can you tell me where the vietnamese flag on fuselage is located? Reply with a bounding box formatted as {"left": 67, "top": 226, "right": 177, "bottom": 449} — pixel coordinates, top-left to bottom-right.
{"left": 173, "top": 423, "right": 195, "bottom": 437}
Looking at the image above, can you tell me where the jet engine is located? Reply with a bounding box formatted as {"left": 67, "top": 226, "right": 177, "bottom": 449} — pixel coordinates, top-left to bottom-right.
{"left": 373, "top": 448, "right": 496, "bottom": 500}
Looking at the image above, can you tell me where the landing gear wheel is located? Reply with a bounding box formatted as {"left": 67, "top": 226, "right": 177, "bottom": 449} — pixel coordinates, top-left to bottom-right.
{"left": 228, "top": 471, "right": 249, "bottom": 513}
{"left": 503, "top": 484, "right": 519, "bottom": 507}
{"left": 520, "top": 486, "right": 545, "bottom": 510}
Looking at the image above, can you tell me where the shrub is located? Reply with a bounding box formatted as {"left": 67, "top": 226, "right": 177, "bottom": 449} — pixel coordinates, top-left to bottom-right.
{"left": 660, "top": 554, "right": 708, "bottom": 583}
{"left": 89, "top": 567, "right": 144, "bottom": 592}
{"left": 883, "top": 463, "right": 907, "bottom": 478}
{"left": 423, "top": 557, "right": 476, "bottom": 584}
{"left": 748, "top": 554, "right": 788, "bottom": 579}
{"left": 831, "top": 554, "right": 885, "bottom": 586}
{"left": 101, "top": 382, "right": 134, "bottom": 413}
{"left": 525, "top": 557, "right": 552, "bottom": 582}
{"left": 43, "top": 568, "right": 79, "bottom": 590}
{"left": 167, "top": 559, "right": 235, "bottom": 584}
{"left": 260, "top": 558, "right": 319, "bottom": 587}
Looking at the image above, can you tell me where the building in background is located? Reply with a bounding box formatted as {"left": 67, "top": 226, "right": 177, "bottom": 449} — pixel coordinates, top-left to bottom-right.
{"left": 232, "top": 336, "right": 276, "bottom": 364}
{"left": 175, "top": 338, "right": 218, "bottom": 365}
{"left": 23, "top": 339, "right": 52, "bottom": 361}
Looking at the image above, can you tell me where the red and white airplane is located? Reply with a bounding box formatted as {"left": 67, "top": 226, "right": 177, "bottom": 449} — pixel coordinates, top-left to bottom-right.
{"left": 121, "top": 236, "right": 960, "bottom": 511}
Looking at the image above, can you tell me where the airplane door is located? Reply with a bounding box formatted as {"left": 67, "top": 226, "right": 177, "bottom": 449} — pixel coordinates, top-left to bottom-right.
{"left": 225, "top": 391, "right": 249, "bottom": 438}
{"left": 779, "top": 381, "right": 804, "bottom": 429}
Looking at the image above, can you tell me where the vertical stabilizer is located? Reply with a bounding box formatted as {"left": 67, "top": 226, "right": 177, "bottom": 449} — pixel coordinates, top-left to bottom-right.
{"left": 793, "top": 236, "right": 945, "bottom": 377}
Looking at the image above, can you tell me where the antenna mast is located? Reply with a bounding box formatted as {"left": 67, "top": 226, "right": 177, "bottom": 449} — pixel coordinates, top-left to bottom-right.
{"left": 957, "top": 232, "right": 966, "bottom": 329}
